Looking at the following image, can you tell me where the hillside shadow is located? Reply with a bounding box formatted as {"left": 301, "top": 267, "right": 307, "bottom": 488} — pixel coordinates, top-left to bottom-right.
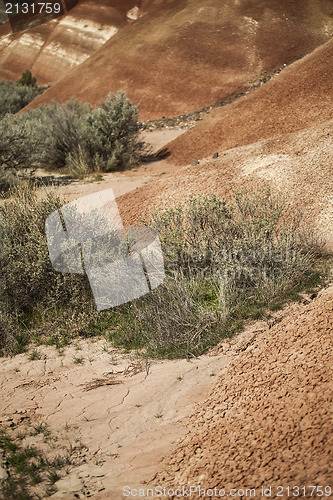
{"left": 141, "top": 147, "right": 171, "bottom": 164}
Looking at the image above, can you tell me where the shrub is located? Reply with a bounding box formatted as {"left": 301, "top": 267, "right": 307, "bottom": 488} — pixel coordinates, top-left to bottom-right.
{"left": 0, "top": 182, "right": 95, "bottom": 354}
{"left": 0, "top": 182, "right": 91, "bottom": 309}
{"left": 0, "top": 185, "right": 322, "bottom": 358}
{"left": 147, "top": 189, "right": 314, "bottom": 294}
{"left": 123, "top": 273, "right": 223, "bottom": 358}
{"left": 0, "top": 167, "right": 18, "bottom": 193}
{"left": 31, "top": 99, "right": 92, "bottom": 170}
{"left": 121, "top": 188, "right": 320, "bottom": 357}
{"left": 0, "top": 113, "right": 38, "bottom": 171}
{"left": 85, "top": 91, "right": 145, "bottom": 171}
{"left": 17, "top": 69, "right": 37, "bottom": 87}
{"left": 0, "top": 79, "right": 46, "bottom": 118}
{"left": 0, "top": 92, "right": 146, "bottom": 175}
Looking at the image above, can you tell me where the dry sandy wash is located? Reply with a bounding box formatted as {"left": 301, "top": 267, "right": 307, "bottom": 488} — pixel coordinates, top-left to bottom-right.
{"left": 1, "top": 285, "right": 331, "bottom": 499}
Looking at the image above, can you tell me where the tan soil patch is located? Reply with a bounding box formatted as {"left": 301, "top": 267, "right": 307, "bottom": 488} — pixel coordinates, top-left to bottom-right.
{"left": 2, "top": 290, "right": 327, "bottom": 499}
{"left": 0, "top": 339, "right": 234, "bottom": 499}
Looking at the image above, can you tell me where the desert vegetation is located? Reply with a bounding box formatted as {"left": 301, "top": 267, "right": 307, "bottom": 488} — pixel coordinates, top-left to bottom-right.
{"left": 0, "top": 75, "right": 45, "bottom": 119}
{"left": 0, "top": 183, "right": 325, "bottom": 358}
{"left": 0, "top": 91, "right": 146, "bottom": 190}
{"left": 0, "top": 420, "right": 85, "bottom": 499}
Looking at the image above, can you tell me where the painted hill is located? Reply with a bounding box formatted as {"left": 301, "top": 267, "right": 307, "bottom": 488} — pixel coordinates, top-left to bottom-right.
{"left": 0, "top": 0, "right": 140, "bottom": 84}
{"left": 150, "top": 284, "right": 333, "bottom": 494}
{"left": 165, "top": 37, "right": 333, "bottom": 165}
{"left": 21, "top": 0, "right": 333, "bottom": 119}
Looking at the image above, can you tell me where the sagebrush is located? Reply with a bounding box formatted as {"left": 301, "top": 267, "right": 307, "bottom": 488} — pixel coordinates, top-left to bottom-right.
{"left": 0, "top": 91, "right": 146, "bottom": 189}
{"left": 0, "top": 184, "right": 323, "bottom": 358}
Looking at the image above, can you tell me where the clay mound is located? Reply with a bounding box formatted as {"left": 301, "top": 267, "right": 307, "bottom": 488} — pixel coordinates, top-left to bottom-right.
{"left": 166, "top": 37, "right": 333, "bottom": 165}
{"left": 22, "top": 0, "right": 333, "bottom": 119}
{"left": 118, "top": 119, "right": 333, "bottom": 251}
{"left": 0, "top": 0, "right": 140, "bottom": 85}
{"left": 151, "top": 284, "right": 333, "bottom": 494}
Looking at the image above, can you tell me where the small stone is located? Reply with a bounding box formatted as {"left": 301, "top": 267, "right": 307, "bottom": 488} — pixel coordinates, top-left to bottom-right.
{"left": 191, "top": 158, "right": 200, "bottom": 166}
{"left": 212, "top": 152, "right": 219, "bottom": 158}
{"left": 0, "top": 466, "right": 8, "bottom": 480}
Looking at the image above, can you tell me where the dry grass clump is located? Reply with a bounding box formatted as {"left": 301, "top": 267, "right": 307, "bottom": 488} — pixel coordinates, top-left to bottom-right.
{"left": 121, "top": 189, "right": 322, "bottom": 357}
{"left": 0, "top": 184, "right": 324, "bottom": 358}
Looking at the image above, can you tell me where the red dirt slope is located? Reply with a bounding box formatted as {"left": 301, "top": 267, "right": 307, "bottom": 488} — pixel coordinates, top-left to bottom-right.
{"left": 151, "top": 284, "right": 333, "bottom": 497}
{"left": 118, "top": 119, "right": 333, "bottom": 251}
{"left": 23, "top": 0, "right": 333, "bottom": 119}
{"left": 165, "top": 37, "right": 333, "bottom": 165}
{"left": 0, "top": 0, "right": 139, "bottom": 84}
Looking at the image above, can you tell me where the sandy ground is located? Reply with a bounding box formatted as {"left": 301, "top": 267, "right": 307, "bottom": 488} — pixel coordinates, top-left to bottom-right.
{"left": 44, "top": 128, "right": 185, "bottom": 202}
{"left": 0, "top": 339, "right": 233, "bottom": 499}
{"left": 1, "top": 286, "right": 330, "bottom": 499}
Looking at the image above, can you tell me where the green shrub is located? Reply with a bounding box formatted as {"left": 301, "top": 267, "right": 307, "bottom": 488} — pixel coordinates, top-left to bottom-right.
{"left": 0, "top": 167, "right": 18, "bottom": 193}
{"left": 0, "top": 113, "right": 38, "bottom": 171}
{"left": 85, "top": 91, "right": 145, "bottom": 172}
{"left": 0, "top": 183, "right": 91, "bottom": 308}
{"left": 0, "top": 185, "right": 323, "bottom": 358}
{"left": 17, "top": 69, "right": 37, "bottom": 87}
{"left": 120, "top": 188, "right": 320, "bottom": 357}
{"left": 0, "top": 79, "right": 46, "bottom": 118}
{"left": 0, "top": 92, "right": 146, "bottom": 176}
{"left": 31, "top": 98, "right": 92, "bottom": 170}
{"left": 147, "top": 189, "right": 315, "bottom": 295}
{"left": 0, "top": 182, "right": 95, "bottom": 354}
{"left": 123, "top": 273, "right": 223, "bottom": 358}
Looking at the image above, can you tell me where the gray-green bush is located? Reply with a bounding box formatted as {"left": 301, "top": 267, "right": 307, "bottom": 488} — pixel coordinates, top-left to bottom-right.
{"left": 0, "top": 79, "right": 46, "bottom": 118}
{"left": 119, "top": 189, "right": 320, "bottom": 357}
{"left": 0, "top": 184, "right": 323, "bottom": 358}
{"left": 0, "top": 183, "right": 95, "bottom": 355}
{"left": 0, "top": 113, "right": 39, "bottom": 171}
{"left": 0, "top": 92, "right": 146, "bottom": 188}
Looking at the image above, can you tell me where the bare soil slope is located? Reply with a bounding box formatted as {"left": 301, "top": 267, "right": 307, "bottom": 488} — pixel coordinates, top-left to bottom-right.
{"left": 166, "top": 37, "right": 333, "bottom": 165}
{"left": 151, "top": 284, "right": 333, "bottom": 497}
{"left": 0, "top": 0, "right": 140, "bottom": 84}
{"left": 22, "top": 0, "right": 333, "bottom": 119}
{"left": 118, "top": 119, "right": 333, "bottom": 251}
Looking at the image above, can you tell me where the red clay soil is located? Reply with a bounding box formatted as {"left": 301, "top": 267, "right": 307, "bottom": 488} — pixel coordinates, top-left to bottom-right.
{"left": 118, "top": 119, "right": 333, "bottom": 251}
{"left": 150, "top": 284, "right": 333, "bottom": 498}
{"left": 0, "top": 0, "right": 140, "bottom": 84}
{"left": 22, "top": 0, "right": 333, "bottom": 119}
{"left": 165, "top": 37, "right": 333, "bottom": 165}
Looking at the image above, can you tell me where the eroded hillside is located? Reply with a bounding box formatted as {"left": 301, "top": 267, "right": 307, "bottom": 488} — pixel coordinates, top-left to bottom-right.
{"left": 20, "top": 0, "right": 333, "bottom": 118}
